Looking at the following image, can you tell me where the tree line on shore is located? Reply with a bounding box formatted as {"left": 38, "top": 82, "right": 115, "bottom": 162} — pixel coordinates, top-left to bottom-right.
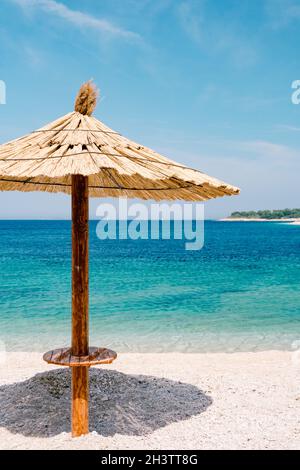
{"left": 230, "top": 209, "right": 300, "bottom": 219}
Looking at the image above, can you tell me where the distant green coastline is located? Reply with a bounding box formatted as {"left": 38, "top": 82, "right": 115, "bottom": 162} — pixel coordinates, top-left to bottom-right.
{"left": 227, "top": 209, "right": 300, "bottom": 220}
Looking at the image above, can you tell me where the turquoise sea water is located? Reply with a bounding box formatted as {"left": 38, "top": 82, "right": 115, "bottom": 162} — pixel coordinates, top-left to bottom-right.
{"left": 0, "top": 220, "right": 300, "bottom": 352}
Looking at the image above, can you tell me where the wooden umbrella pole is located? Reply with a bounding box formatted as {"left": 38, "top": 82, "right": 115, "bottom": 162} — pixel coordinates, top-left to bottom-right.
{"left": 71, "top": 174, "right": 89, "bottom": 437}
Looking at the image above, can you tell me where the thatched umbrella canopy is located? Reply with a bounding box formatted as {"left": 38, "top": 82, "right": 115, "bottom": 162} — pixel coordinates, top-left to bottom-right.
{"left": 0, "top": 82, "right": 240, "bottom": 437}
{"left": 0, "top": 82, "right": 239, "bottom": 200}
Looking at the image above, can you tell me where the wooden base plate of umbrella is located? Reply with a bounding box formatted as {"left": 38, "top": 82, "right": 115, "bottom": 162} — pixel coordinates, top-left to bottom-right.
{"left": 43, "top": 347, "right": 117, "bottom": 367}
{"left": 0, "top": 81, "right": 239, "bottom": 438}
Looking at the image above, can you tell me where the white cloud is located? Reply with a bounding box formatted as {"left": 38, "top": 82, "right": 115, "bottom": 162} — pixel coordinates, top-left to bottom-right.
{"left": 182, "top": 138, "right": 300, "bottom": 217}
{"left": 277, "top": 124, "right": 300, "bottom": 132}
{"left": 265, "top": 0, "right": 300, "bottom": 28}
{"left": 23, "top": 44, "right": 43, "bottom": 67}
{"left": 176, "top": 0, "right": 258, "bottom": 67}
{"left": 11, "top": 0, "right": 140, "bottom": 40}
{"left": 155, "top": 135, "right": 300, "bottom": 217}
{"left": 237, "top": 140, "right": 299, "bottom": 160}
{"left": 204, "top": 149, "right": 300, "bottom": 217}
{"left": 177, "top": 1, "right": 203, "bottom": 45}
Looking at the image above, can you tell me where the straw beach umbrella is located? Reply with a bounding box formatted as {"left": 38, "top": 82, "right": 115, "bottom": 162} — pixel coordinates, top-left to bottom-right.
{"left": 0, "top": 82, "right": 240, "bottom": 437}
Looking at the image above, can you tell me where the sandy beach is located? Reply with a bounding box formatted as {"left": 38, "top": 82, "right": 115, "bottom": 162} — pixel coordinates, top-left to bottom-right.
{"left": 0, "top": 351, "right": 299, "bottom": 450}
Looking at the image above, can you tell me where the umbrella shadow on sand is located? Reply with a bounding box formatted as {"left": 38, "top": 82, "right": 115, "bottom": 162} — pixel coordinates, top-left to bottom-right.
{"left": 0, "top": 368, "right": 212, "bottom": 437}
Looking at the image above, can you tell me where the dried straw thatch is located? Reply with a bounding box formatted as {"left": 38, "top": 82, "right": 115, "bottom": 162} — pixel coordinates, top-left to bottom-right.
{"left": 74, "top": 81, "right": 98, "bottom": 116}
{"left": 0, "top": 84, "right": 240, "bottom": 201}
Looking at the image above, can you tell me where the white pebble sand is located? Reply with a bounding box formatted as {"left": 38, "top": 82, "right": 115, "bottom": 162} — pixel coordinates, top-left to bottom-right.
{"left": 0, "top": 351, "right": 299, "bottom": 450}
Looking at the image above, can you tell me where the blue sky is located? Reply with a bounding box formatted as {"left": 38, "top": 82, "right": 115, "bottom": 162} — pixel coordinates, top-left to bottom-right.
{"left": 0, "top": 0, "right": 299, "bottom": 218}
